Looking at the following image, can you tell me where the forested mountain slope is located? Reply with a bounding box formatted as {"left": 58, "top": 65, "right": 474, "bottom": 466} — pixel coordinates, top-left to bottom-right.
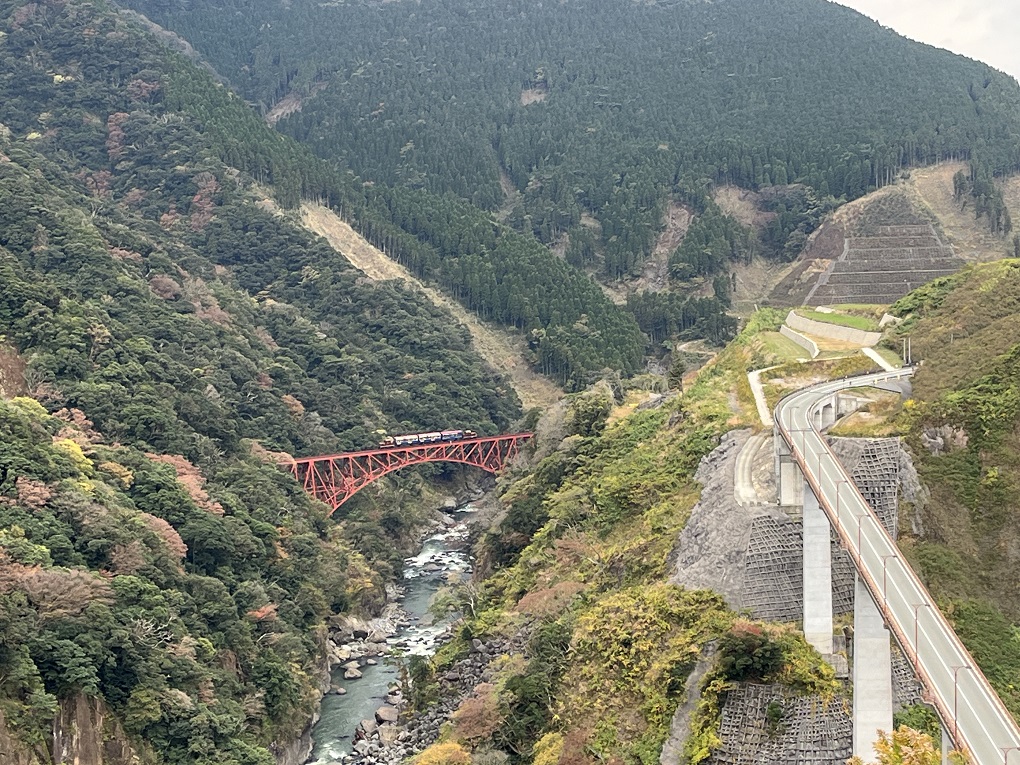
{"left": 3, "top": 0, "right": 649, "bottom": 391}
{"left": 299, "top": 202, "right": 564, "bottom": 411}
{"left": 119, "top": 0, "right": 1020, "bottom": 281}
{"left": 0, "top": 0, "right": 530, "bottom": 760}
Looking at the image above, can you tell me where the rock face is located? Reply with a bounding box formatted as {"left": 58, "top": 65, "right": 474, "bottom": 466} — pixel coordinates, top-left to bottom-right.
{"left": 53, "top": 695, "right": 142, "bottom": 765}
{"left": 271, "top": 724, "right": 315, "bottom": 765}
{"left": 0, "top": 708, "right": 45, "bottom": 765}
{"left": 671, "top": 430, "right": 767, "bottom": 608}
{"left": 26, "top": 693, "right": 149, "bottom": 765}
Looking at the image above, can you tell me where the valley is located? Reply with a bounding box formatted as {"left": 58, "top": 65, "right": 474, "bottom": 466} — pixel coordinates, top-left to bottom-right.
{"left": 1, "top": 0, "right": 1020, "bottom": 764}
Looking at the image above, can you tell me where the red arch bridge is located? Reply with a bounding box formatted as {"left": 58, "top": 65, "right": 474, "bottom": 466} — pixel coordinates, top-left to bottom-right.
{"left": 287, "top": 433, "right": 533, "bottom": 513}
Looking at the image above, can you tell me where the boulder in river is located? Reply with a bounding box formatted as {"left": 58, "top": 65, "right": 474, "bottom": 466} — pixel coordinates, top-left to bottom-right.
{"left": 375, "top": 705, "right": 399, "bottom": 724}
{"left": 344, "top": 667, "right": 363, "bottom": 680}
{"left": 365, "top": 658, "right": 378, "bottom": 666}
{"left": 359, "top": 718, "right": 378, "bottom": 737}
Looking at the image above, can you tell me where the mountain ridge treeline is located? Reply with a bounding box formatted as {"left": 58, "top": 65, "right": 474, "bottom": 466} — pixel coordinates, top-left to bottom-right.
{"left": 120, "top": 0, "right": 1020, "bottom": 279}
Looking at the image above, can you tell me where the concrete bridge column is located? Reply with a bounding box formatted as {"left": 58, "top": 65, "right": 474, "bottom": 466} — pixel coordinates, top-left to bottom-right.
{"left": 803, "top": 483, "right": 833, "bottom": 654}
{"left": 819, "top": 397, "right": 837, "bottom": 429}
{"left": 852, "top": 575, "right": 893, "bottom": 761}
{"left": 779, "top": 457, "right": 804, "bottom": 506}
{"left": 775, "top": 429, "right": 804, "bottom": 507}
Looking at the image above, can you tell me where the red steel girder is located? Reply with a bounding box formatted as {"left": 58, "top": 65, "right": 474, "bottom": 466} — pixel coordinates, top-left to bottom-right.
{"left": 286, "top": 433, "right": 532, "bottom": 513}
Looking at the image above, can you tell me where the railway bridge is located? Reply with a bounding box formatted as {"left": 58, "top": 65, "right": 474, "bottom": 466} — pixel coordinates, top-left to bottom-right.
{"left": 287, "top": 433, "right": 532, "bottom": 513}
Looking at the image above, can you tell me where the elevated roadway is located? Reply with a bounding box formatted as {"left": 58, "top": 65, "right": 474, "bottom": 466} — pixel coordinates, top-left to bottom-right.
{"left": 775, "top": 369, "right": 1020, "bottom": 764}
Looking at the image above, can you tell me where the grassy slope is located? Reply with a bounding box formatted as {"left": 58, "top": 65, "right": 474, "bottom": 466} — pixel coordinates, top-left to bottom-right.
{"left": 890, "top": 260, "right": 1020, "bottom": 719}
{"left": 795, "top": 309, "right": 880, "bottom": 332}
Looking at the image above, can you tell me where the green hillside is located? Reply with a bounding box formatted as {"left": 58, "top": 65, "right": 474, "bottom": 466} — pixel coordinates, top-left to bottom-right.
{"left": 119, "top": 0, "right": 1020, "bottom": 278}
{"left": 890, "top": 262, "right": 1020, "bottom": 717}
{"left": 0, "top": 0, "right": 529, "bottom": 759}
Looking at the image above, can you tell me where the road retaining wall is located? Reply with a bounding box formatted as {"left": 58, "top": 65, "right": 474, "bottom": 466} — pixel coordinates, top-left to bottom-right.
{"left": 785, "top": 311, "right": 881, "bottom": 346}
{"left": 779, "top": 325, "right": 819, "bottom": 358}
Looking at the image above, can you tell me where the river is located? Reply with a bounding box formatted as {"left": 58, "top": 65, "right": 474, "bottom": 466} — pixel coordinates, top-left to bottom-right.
{"left": 306, "top": 504, "right": 477, "bottom": 763}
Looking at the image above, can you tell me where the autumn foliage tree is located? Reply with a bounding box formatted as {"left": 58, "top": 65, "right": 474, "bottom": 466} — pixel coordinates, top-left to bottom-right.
{"left": 413, "top": 741, "right": 472, "bottom": 765}
{"left": 451, "top": 683, "right": 505, "bottom": 747}
{"left": 848, "top": 726, "right": 969, "bottom": 765}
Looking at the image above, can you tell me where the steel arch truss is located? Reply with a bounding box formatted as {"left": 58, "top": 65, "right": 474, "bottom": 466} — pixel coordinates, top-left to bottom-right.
{"left": 288, "top": 433, "right": 533, "bottom": 513}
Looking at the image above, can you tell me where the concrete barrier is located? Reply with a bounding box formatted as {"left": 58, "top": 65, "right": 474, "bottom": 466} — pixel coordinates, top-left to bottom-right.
{"left": 780, "top": 325, "right": 819, "bottom": 358}
{"left": 786, "top": 311, "right": 882, "bottom": 347}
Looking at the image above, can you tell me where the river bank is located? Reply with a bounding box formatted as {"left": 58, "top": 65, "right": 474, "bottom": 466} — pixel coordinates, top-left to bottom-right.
{"left": 303, "top": 502, "right": 480, "bottom": 764}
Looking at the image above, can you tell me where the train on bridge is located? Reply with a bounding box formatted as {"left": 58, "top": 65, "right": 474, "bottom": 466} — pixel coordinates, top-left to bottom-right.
{"left": 378, "top": 429, "right": 477, "bottom": 448}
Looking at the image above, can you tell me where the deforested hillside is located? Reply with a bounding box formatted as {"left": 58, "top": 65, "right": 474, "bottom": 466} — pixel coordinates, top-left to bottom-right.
{"left": 118, "top": 0, "right": 1020, "bottom": 284}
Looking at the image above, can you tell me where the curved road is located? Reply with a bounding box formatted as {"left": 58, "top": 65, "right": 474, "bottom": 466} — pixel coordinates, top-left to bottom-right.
{"left": 775, "top": 369, "right": 1020, "bottom": 764}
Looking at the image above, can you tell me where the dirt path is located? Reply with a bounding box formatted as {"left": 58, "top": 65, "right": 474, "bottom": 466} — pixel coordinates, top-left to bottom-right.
{"left": 299, "top": 203, "right": 563, "bottom": 411}
{"left": 747, "top": 365, "right": 779, "bottom": 428}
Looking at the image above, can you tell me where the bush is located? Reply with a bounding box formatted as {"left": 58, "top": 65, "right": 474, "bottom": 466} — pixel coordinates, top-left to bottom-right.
{"left": 413, "top": 741, "right": 471, "bottom": 765}
{"left": 717, "top": 620, "right": 786, "bottom": 682}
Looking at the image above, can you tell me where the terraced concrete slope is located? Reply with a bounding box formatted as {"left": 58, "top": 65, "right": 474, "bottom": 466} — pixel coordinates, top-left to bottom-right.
{"left": 806, "top": 223, "right": 963, "bottom": 305}
{"left": 772, "top": 188, "right": 964, "bottom": 307}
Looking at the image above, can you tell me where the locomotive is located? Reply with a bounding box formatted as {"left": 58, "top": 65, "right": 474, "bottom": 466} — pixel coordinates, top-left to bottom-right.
{"left": 378, "top": 429, "right": 477, "bottom": 448}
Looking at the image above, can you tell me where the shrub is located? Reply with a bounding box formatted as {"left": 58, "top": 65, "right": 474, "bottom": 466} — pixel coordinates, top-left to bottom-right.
{"left": 413, "top": 741, "right": 471, "bottom": 765}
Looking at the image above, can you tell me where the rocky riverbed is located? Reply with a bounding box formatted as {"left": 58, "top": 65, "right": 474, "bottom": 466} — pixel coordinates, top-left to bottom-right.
{"left": 305, "top": 503, "right": 480, "bottom": 764}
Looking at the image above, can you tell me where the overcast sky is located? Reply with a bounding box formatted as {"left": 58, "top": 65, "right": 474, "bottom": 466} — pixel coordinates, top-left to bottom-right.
{"left": 834, "top": 0, "right": 1020, "bottom": 82}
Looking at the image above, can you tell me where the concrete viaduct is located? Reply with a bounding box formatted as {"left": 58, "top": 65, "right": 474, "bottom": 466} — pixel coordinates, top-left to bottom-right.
{"left": 774, "top": 369, "right": 1020, "bottom": 764}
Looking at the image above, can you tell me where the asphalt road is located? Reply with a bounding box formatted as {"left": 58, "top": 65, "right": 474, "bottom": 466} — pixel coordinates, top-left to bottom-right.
{"left": 775, "top": 369, "right": 1020, "bottom": 764}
